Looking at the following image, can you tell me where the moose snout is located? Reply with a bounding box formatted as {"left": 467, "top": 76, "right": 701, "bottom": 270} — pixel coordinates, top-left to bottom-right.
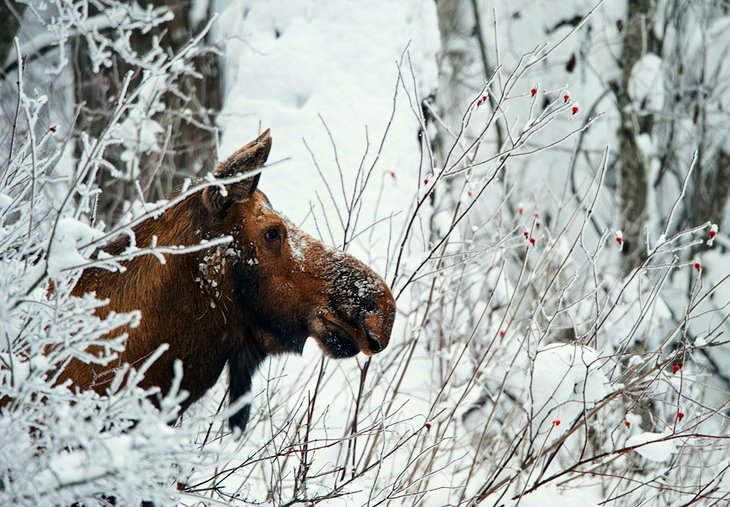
{"left": 359, "top": 289, "right": 395, "bottom": 355}
{"left": 322, "top": 257, "right": 396, "bottom": 357}
{"left": 363, "top": 315, "right": 387, "bottom": 354}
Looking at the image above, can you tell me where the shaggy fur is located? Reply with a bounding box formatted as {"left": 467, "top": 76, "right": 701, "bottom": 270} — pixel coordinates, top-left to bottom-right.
{"left": 61, "top": 130, "right": 396, "bottom": 433}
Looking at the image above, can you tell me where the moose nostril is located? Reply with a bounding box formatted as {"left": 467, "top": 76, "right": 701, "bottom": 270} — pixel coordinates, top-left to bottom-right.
{"left": 365, "top": 328, "right": 384, "bottom": 353}
{"left": 367, "top": 336, "right": 383, "bottom": 353}
{"left": 361, "top": 297, "right": 378, "bottom": 314}
{"left": 368, "top": 337, "right": 383, "bottom": 352}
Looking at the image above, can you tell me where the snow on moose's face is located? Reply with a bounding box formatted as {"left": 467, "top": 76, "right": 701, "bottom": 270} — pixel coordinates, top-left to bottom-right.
{"left": 225, "top": 191, "right": 395, "bottom": 358}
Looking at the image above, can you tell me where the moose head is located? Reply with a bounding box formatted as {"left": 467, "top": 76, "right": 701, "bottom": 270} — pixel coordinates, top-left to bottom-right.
{"left": 63, "top": 130, "right": 396, "bottom": 433}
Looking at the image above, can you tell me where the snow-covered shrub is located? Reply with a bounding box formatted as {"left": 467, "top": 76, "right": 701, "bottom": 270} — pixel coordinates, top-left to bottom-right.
{"left": 179, "top": 3, "right": 729, "bottom": 505}
{"left": 0, "top": 2, "right": 223, "bottom": 505}
{"left": 3, "top": 1, "right": 729, "bottom": 506}
{"left": 0, "top": 97, "right": 198, "bottom": 505}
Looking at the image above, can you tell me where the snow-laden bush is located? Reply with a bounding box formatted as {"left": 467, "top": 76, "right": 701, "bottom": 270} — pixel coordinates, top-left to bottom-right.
{"left": 2, "top": 1, "right": 729, "bottom": 506}
{"left": 0, "top": 97, "right": 198, "bottom": 505}
{"left": 0, "top": 2, "right": 223, "bottom": 505}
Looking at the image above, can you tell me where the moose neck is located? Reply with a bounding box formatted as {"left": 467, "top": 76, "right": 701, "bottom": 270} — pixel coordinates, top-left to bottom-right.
{"left": 72, "top": 196, "right": 240, "bottom": 406}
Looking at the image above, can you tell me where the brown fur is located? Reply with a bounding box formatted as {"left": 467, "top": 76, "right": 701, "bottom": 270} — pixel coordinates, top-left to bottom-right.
{"left": 60, "top": 130, "right": 396, "bottom": 432}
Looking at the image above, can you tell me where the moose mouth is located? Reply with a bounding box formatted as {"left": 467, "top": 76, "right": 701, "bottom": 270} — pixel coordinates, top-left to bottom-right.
{"left": 316, "top": 317, "right": 384, "bottom": 359}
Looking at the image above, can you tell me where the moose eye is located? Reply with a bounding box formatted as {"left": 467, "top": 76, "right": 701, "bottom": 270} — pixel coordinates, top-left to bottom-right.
{"left": 264, "top": 228, "right": 281, "bottom": 242}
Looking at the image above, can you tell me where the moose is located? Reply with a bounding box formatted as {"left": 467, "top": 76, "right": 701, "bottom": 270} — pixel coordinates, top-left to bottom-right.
{"left": 59, "top": 129, "right": 396, "bottom": 433}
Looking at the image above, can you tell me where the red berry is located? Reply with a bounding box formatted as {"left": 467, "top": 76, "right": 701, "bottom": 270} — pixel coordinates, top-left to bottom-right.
{"left": 625, "top": 421, "right": 631, "bottom": 428}
{"left": 425, "top": 422, "right": 432, "bottom": 430}
{"left": 389, "top": 170, "right": 395, "bottom": 178}
{"left": 677, "top": 411, "right": 684, "bottom": 421}
{"left": 672, "top": 364, "right": 679, "bottom": 373}
{"left": 563, "top": 94, "right": 570, "bottom": 103}
{"left": 499, "top": 330, "right": 505, "bottom": 337}
{"left": 533, "top": 212, "right": 539, "bottom": 218}
{"left": 709, "top": 230, "right": 717, "bottom": 238}
{"left": 529, "top": 237, "right": 536, "bottom": 245}
{"left": 49, "top": 126, "right": 57, "bottom": 133}
{"left": 477, "top": 99, "right": 483, "bottom": 106}
{"left": 616, "top": 237, "right": 623, "bottom": 244}
{"left": 571, "top": 105, "right": 579, "bottom": 115}
{"left": 694, "top": 262, "right": 701, "bottom": 271}
{"left": 531, "top": 87, "right": 538, "bottom": 96}
{"left": 424, "top": 179, "right": 429, "bottom": 185}
{"left": 467, "top": 191, "right": 473, "bottom": 197}
{"left": 552, "top": 419, "right": 560, "bottom": 426}
{"left": 535, "top": 222, "right": 541, "bottom": 228}
{"left": 677, "top": 361, "right": 683, "bottom": 368}
{"left": 523, "top": 231, "right": 529, "bottom": 238}
{"left": 518, "top": 207, "right": 524, "bottom": 215}
{"left": 482, "top": 95, "right": 487, "bottom": 101}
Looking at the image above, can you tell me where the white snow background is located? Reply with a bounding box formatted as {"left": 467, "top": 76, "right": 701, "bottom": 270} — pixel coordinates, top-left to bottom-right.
{"left": 2, "top": 0, "right": 730, "bottom": 505}
{"left": 200, "top": 1, "right": 730, "bottom": 504}
{"left": 198, "top": 1, "right": 627, "bottom": 505}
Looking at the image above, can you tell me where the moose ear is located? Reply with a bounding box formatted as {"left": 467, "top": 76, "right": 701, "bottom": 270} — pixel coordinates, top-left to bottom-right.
{"left": 203, "top": 129, "right": 272, "bottom": 214}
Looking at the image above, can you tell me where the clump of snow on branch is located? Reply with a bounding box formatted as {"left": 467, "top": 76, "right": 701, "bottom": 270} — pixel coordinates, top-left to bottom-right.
{"left": 626, "top": 429, "right": 677, "bottom": 463}
{"left": 629, "top": 54, "right": 665, "bottom": 111}
{"left": 530, "top": 344, "right": 611, "bottom": 438}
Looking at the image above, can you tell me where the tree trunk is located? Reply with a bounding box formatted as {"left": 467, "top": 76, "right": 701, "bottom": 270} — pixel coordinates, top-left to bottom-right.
{"left": 617, "top": 0, "right": 655, "bottom": 274}
{"left": 72, "top": 0, "right": 221, "bottom": 224}
{"left": 702, "top": 149, "right": 730, "bottom": 230}
{"left": 0, "top": 2, "right": 25, "bottom": 69}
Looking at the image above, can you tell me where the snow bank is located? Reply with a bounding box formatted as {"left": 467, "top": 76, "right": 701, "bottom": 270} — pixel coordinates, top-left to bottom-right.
{"left": 626, "top": 429, "right": 677, "bottom": 463}
{"left": 531, "top": 344, "right": 612, "bottom": 437}
{"left": 629, "top": 54, "right": 664, "bottom": 110}
{"left": 214, "top": 0, "right": 439, "bottom": 262}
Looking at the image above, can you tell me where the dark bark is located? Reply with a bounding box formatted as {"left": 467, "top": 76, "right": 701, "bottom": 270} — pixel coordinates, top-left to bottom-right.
{"left": 0, "top": 1, "right": 25, "bottom": 71}
{"left": 702, "top": 149, "right": 730, "bottom": 229}
{"left": 617, "top": 0, "right": 656, "bottom": 274}
{"left": 655, "top": 0, "right": 729, "bottom": 252}
{"left": 72, "top": 0, "right": 221, "bottom": 223}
